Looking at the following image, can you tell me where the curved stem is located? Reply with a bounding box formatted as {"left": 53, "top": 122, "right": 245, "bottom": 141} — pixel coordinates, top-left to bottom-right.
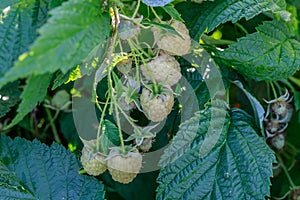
{"left": 273, "top": 81, "right": 282, "bottom": 96}
{"left": 235, "top": 22, "right": 248, "bottom": 35}
{"left": 116, "top": 103, "right": 137, "bottom": 127}
{"left": 96, "top": 95, "right": 110, "bottom": 152}
{"left": 270, "top": 81, "right": 278, "bottom": 99}
{"left": 272, "top": 190, "right": 291, "bottom": 200}
{"left": 277, "top": 154, "right": 296, "bottom": 188}
{"left": 43, "top": 109, "right": 60, "bottom": 134}
{"left": 45, "top": 107, "right": 61, "bottom": 144}
{"left": 113, "top": 95, "right": 126, "bottom": 153}
{"left": 128, "top": 39, "right": 159, "bottom": 93}
{"left": 150, "top": 7, "right": 162, "bottom": 23}
{"left": 131, "top": 0, "right": 140, "bottom": 18}
{"left": 226, "top": 87, "right": 230, "bottom": 104}
{"left": 201, "top": 34, "right": 236, "bottom": 45}
{"left": 289, "top": 76, "right": 300, "bottom": 88}
{"left": 267, "top": 81, "right": 271, "bottom": 101}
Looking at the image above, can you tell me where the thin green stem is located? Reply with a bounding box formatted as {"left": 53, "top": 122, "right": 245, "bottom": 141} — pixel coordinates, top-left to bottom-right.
{"left": 45, "top": 107, "right": 62, "bottom": 144}
{"left": 235, "top": 22, "right": 248, "bottom": 35}
{"left": 116, "top": 103, "right": 137, "bottom": 127}
{"left": 270, "top": 81, "right": 278, "bottom": 99}
{"left": 150, "top": 7, "right": 162, "bottom": 23}
{"left": 119, "top": 14, "right": 149, "bottom": 29}
{"left": 267, "top": 82, "right": 271, "bottom": 100}
{"left": 131, "top": 0, "right": 140, "bottom": 18}
{"left": 277, "top": 154, "right": 296, "bottom": 188}
{"left": 118, "top": 39, "right": 124, "bottom": 53}
{"left": 96, "top": 95, "right": 110, "bottom": 152}
{"left": 43, "top": 109, "right": 60, "bottom": 134}
{"left": 107, "top": 62, "right": 125, "bottom": 152}
{"left": 201, "top": 34, "right": 236, "bottom": 45}
{"left": 114, "top": 102, "right": 125, "bottom": 153}
{"left": 226, "top": 87, "right": 230, "bottom": 104}
{"left": 289, "top": 76, "right": 300, "bottom": 87}
{"left": 273, "top": 81, "right": 282, "bottom": 96}
{"left": 130, "top": 38, "right": 151, "bottom": 59}
{"left": 128, "top": 39, "right": 158, "bottom": 93}
{"left": 285, "top": 141, "right": 298, "bottom": 155}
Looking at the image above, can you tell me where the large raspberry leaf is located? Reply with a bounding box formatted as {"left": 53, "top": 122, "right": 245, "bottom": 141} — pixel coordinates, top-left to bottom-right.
{"left": 0, "top": 136, "right": 105, "bottom": 200}
{"left": 0, "top": 162, "right": 36, "bottom": 199}
{"left": 157, "top": 106, "right": 275, "bottom": 200}
{"left": 176, "top": 0, "right": 289, "bottom": 40}
{"left": 0, "top": 0, "right": 110, "bottom": 88}
{"left": 220, "top": 20, "right": 300, "bottom": 81}
{"left": 159, "top": 100, "right": 229, "bottom": 168}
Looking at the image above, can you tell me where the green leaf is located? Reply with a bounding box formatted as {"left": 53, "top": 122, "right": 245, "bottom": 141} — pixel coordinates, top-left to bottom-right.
{"left": 176, "top": 0, "right": 289, "bottom": 39}
{"left": 220, "top": 20, "right": 300, "bottom": 81}
{"left": 157, "top": 107, "right": 275, "bottom": 200}
{"left": 0, "top": 81, "right": 21, "bottom": 117}
{"left": 0, "top": 162, "right": 36, "bottom": 200}
{"left": 143, "top": 20, "right": 182, "bottom": 38}
{"left": 0, "top": 0, "right": 51, "bottom": 78}
{"left": 0, "top": 135, "right": 105, "bottom": 200}
{"left": 233, "top": 80, "right": 265, "bottom": 129}
{"left": 159, "top": 99, "right": 229, "bottom": 168}
{"left": 0, "top": 7, "right": 32, "bottom": 77}
{"left": 98, "top": 120, "right": 121, "bottom": 154}
{"left": 0, "top": 0, "right": 110, "bottom": 88}
{"left": 142, "top": 0, "right": 173, "bottom": 7}
{"left": 162, "top": 4, "right": 184, "bottom": 22}
{"left": 0, "top": 0, "right": 21, "bottom": 11}
{"left": 7, "top": 74, "right": 52, "bottom": 128}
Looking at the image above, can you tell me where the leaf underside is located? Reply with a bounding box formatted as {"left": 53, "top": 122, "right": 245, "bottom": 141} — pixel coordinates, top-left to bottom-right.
{"left": 157, "top": 102, "right": 275, "bottom": 200}
{"left": 0, "top": 136, "right": 105, "bottom": 200}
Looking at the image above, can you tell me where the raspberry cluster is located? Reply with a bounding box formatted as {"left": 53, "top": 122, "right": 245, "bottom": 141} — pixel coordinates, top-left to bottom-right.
{"left": 80, "top": 19, "right": 192, "bottom": 184}
{"left": 81, "top": 142, "right": 143, "bottom": 184}
{"left": 264, "top": 90, "right": 293, "bottom": 150}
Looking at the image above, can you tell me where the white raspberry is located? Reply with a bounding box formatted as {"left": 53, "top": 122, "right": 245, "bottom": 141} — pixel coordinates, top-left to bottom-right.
{"left": 81, "top": 146, "right": 107, "bottom": 176}
{"left": 140, "top": 88, "right": 174, "bottom": 122}
{"left": 107, "top": 149, "right": 142, "bottom": 184}
{"left": 141, "top": 52, "right": 181, "bottom": 86}
{"left": 153, "top": 20, "right": 191, "bottom": 56}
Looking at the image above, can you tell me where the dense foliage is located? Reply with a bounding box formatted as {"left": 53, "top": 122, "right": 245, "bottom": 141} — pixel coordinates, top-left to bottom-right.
{"left": 1, "top": 0, "right": 300, "bottom": 199}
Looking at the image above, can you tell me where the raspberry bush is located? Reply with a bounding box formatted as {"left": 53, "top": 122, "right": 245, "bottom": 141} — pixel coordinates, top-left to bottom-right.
{"left": 1, "top": 0, "right": 300, "bottom": 199}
